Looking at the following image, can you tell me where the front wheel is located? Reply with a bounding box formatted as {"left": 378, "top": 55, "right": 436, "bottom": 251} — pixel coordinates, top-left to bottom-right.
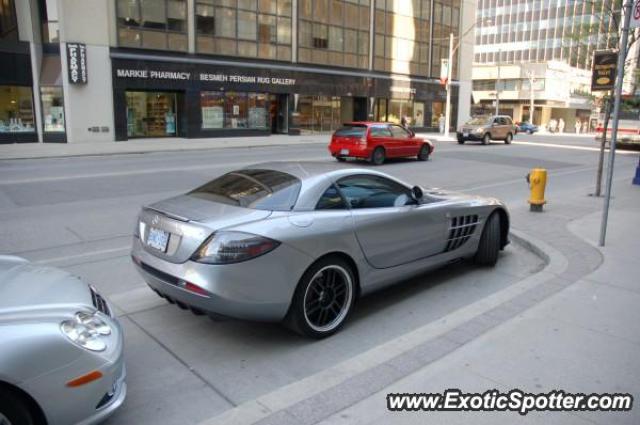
{"left": 370, "top": 147, "right": 385, "bottom": 165}
{"left": 417, "top": 144, "right": 430, "bottom": 161}
{"left": 474, "top": 213, "right": 501, "bottom": 266}
{"left": 504, "top": 133, "right": 513, "bottom": 144}
{"left": 457, "top": 137, "right": 465, "bottom": 144}
{"left": 0, "top": 388, "right": 39, "bottom": 425}
{"left": 482, "top": 133, "right": 491, "bottom": 145}
{"left": 285, "top": 257, "right": 356, "bottom": 338}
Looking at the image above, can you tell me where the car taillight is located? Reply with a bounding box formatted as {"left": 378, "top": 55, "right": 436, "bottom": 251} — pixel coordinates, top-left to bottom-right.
{"left": 191, "top": 231, "right": 280, "bottom": 264}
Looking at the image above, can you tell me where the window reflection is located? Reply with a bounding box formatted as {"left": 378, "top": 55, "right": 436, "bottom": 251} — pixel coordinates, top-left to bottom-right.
{"left": 117, "top": 0, "right": 188, "bottom": 51}
{"left": 196, "top": 0, "right": 291, "bottom": 60}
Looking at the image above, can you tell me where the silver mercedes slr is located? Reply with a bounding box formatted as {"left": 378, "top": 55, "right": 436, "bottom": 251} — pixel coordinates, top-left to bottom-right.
{"left": 0, "top": 256, "right": 126, "bottom": 425}
{"left": 132, "top": 162, "right": 509, "bottom": 338}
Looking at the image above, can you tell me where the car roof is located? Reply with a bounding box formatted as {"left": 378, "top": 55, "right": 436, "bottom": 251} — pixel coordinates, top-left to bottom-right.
{"left": 342, "top": 121, "right": 394, "bottom": 126}
{"left": 241, "top": 161, "right": 412, "bottom": 211}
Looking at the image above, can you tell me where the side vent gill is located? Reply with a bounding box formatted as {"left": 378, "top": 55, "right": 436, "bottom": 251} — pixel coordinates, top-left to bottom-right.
{"left": 445, "top": 215, "right": 479, "bottom": 252}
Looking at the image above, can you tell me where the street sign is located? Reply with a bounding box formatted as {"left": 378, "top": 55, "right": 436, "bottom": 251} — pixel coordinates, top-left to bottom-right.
{"left": 440, "top": 59, "right": 449, "bottom": 85}
{"left": 591, "top": 50, "right": 617, "bottom": 91}
{"left": 632, "top": 0, "right": 640, "bottom": 28}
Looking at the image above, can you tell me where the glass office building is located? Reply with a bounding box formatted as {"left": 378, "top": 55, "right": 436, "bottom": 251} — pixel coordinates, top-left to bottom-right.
{"left": 112, "top": 0, "right": 462, "bottom": 140}
{"left": 7, "top": 0, "right": 467, "bottom": 143}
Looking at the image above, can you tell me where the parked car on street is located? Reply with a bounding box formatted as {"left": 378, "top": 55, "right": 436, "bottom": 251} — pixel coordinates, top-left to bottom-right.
{"left": 132, "top": 162, "right": 510, "bottom": 339}
{"left": 457, "top": 115, "right": 517, "bottom": 144}
{"left": 517, "top": 122, "right": 539, "bottom": 134}
{"left": 328, "top": 122, "right": 434, "bottom": 165}
{"left": 0, "top": 256, "right": 126, "bottom": 425}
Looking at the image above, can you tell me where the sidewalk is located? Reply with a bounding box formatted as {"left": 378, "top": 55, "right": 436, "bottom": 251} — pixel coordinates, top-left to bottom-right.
{"left": 200, "top": 183, "right": 639, "bottom": 425}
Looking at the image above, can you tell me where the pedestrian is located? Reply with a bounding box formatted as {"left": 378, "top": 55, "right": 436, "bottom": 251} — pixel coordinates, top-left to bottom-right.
{"left": 438, "top": 114, "right": 445, "bottom": 134}
{"left": 575, "top": 120, "right": 581, "bottom": 134}
{"left": 558, "top": 118, "right": 565, "bottom": 133}
{"left": 400, "top": 115, "right": 407, "bottom": 128}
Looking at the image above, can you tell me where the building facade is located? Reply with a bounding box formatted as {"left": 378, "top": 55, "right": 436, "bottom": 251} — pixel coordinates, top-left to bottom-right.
{"left": 1, "top": 0, "right": 475, "bottom": 143}
{"left": 471, "top": 0, "right": 621, "bottom": 131}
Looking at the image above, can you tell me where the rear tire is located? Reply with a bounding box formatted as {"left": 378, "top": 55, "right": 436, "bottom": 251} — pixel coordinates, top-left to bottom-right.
{"left": 0, "top": 388, "right": 38, "bottom": 425}
{"left": 417, "top": 144, "right": 430, "bottom": 161}
{"left": 285, "top": 257, "right": 356, "bottom": 339}
{"left": 504, "top": 133, "right": 512, "bottom": 144}
{"left": 482, "top": 133, "right": 491, "bottom": 145}
{"left": 474, "top": 213, "right": 501, "bottom": 267}
{"left": 457, "top": 137, "right": 465, "bottom": 144}
{"left": 370, "top": 147, "right": 385, "bottom": 165}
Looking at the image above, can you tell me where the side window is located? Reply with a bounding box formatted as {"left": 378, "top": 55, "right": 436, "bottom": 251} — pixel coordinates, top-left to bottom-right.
{"left": 390, "top": 125, "right": 410, "bottom": 139}
{"left": 370, "top": 126, "right": 392, "bottom": 138}
{"left": 316, "top": 185, "right": 347, "bottom": 210}
{"left": 504, "top": 117, "right": 513, "bottom": 125}
{"left": 493, "top": 118, "right": 501, "bottom": 125}
{"left": 337, "top": 175, "right": 414, "bottom": 209}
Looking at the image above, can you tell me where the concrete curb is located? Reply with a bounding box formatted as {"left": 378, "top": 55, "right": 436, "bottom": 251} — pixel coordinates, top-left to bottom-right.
{"left": 198, "top": 230, "right": 567, "bottom": 425}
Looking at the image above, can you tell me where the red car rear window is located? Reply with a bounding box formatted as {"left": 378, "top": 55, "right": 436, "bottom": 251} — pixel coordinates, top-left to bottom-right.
{"left": 334, "top": 125, "right": 366, "bottom": 138}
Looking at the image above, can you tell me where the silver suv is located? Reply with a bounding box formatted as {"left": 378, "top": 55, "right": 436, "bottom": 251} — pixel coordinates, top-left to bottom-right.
{"left": 457, "top": 115, "right": 517, "bottom": 145}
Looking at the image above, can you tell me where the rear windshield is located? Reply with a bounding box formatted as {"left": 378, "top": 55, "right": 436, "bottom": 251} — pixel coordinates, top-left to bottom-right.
{"left": 334, "top": 125, "right": 367, "bottom": 138}
{"left": 189, "top": 169, "right": 301, "bottom": 211}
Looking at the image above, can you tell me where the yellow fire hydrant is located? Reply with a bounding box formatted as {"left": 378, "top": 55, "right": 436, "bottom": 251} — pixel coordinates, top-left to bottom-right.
{"left": 527, "top": 168, "right": 547, "bottom": 212}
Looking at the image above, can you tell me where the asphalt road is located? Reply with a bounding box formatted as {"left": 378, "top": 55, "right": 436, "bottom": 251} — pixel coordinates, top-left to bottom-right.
{"left": 0, "top": 133, "right": 638, "bottom": 425}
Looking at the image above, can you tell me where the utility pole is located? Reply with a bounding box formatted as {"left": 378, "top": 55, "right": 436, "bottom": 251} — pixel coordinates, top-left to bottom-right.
{"left": 444, "top": 32, "right": 454, "bottom": 137}
{"left": 495, "top": 49, "right": 501, "bottom": 115}
{"left": 599, "top": 0, "right": 632, "bottom": 246}
{"left": 527, "top": 71, "right": 535, "bottom": 123}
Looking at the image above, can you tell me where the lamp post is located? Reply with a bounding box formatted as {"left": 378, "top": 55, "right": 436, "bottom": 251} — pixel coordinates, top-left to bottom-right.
{"left": 443, "top": 18, "right": 490, "bottom": 137}
{"left": 495, "top": 49, "right": 501, "bottom": 115}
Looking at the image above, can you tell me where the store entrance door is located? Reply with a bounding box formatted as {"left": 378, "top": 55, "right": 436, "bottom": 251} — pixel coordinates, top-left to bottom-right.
{"left": 353, "top": 97, "right": 368, "bottom": 121}
{"left": 269, "top": 94, "right": 288, "bottom": 134}
{"left": 126, "top": 91, "right": 178, "bottom": 138}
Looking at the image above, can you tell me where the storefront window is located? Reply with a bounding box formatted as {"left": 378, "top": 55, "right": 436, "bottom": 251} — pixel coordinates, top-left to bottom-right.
{"left": 126, "top": 91, "right": 177, "bottom": 137}
{"left": 387, "top": 99, "right": 414, "bottom": 125}
{"left": 413, "top": 101, "right": 425, "bottom": 127}
{"left": 117, "top": 0, "right": 187, "bottom": 51}
{"left": 201, "top": 91, "right": 268, "bottom": 130}
{"left": 294, "top": 95, "right": 341, "bottom": 133}
{"left": 0, "top": 86, "right": 35, "bottom": 133}
{"left": 41, "top": 87, "right": 65, "bottom": 132}
{"left": 431, "top": 101, "right": 444, "bottom": 127}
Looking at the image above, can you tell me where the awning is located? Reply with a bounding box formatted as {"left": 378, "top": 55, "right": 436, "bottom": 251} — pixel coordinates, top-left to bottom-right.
{"left": 40, "top": 55, "right": 62, "bottom": 86}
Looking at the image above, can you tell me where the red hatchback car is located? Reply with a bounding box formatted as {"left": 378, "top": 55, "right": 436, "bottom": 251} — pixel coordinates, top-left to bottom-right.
{"left": 328, "top": 122, "right": 434, "bottom": 165}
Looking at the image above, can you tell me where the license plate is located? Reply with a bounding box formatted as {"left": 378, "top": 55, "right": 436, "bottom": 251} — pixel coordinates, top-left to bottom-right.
{"left": 463, "top": 132, "right": 469, "bottom": 137}
{"left": 147, "top": 227, "right": 169, "bottom": 252}
{"left": 340, "top": 149, "right": 349, "bottom": 155}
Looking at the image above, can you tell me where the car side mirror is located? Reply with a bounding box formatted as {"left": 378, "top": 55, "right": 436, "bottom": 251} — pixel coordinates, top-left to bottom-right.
{"left": 411, "top": 186, "right": 423, "bottom": 201}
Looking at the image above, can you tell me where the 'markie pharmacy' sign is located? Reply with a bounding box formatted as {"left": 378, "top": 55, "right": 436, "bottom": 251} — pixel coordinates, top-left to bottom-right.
{"left": 115, "top": 67, "right": 295, "bottom": 86}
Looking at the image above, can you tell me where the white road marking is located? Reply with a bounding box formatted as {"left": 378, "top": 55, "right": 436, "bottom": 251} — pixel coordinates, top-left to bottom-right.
{"left": 0, "top": 156, "right": 329, "bottom": 185}
{"left": 513, "top": 140, "right": 638, "bottom": 155}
